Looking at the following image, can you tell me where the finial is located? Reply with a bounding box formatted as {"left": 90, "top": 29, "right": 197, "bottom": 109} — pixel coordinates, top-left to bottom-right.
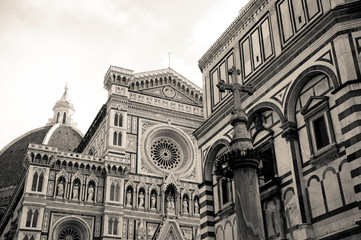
{"left": 65, "top": 82, "right": 69, "bottom": 92}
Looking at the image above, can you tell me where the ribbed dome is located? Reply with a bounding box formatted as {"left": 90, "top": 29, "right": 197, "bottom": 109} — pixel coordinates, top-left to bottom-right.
{"left": 0, "top": 124, "right": 82, "bottom": 188}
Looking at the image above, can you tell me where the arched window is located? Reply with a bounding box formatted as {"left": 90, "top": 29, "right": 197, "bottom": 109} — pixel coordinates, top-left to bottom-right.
{"left": 56, "top": 112, "right": 60, "bottom": 123}
{"left": 26, "top": 209, "right": 32, "bottom": 227}
{"left": 23, "top": 236, "right": 29, "bottom": 240}
{"left": 113, "top": 218, "right": 118, "bottom": 235}
{"left": 118, "top": 114, "right": 123, "bottom": 127}
{"left": 118, "top": 132, "right": 122, "bottom": 146}
{"left": 32, "top": 210, "right": 38, "bottom": 228}
{"left": 37, "top": 173, "right": 44, "bottom": 192}
{"left": 113, "top": 132, "right": 117, "bottom": 145}
{"left": 31, "top": 173, "right": 38, "bottom": 191}
{"left": 63, "top": 112, "right": 66, "bottom": 124}
{"left": 115, "top": 184, "right": 120, "bottom": 202}
{"left": 110, "top": 183, "right": 115, "bottom": 201}
{"left": 30, "top": 237, "right": 34, "bottom": 240}
{"left": 108, "top": 218, "right": 113, "bottom": 235}
{"left": 114, "top": 113, "right": 118, "bottom": 126}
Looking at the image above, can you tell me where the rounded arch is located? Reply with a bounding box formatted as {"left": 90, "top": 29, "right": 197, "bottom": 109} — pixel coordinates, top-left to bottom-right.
{"left": 50, "top": 216, "right": 92, "bottom": 240}
{"left": 307, "top": 175, "right": 321, "bottom": 187}
{"left": 284, "top": 65, "right": 339, "bottom": 122}
{"left": 246, "top": 102, "right": 285, "bottom": 129}
{"left": 339, "top": 159, "right": 350, "bottom": 172}
{"left": 283, "top": 187, "right": 295, "bottom": 201}
{"left": 322, "top": 167, "right": 337, "bottom": 180}
{"left": 203, "top": 139, "right": 231, "bottom": 182}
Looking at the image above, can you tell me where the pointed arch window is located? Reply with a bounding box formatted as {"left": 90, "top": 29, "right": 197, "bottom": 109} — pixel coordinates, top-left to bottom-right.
{"left": 32, "top": 210, "right": 38, "bottom": 228}
{"left": 115, "top": 184, "right": 120, "bottom": 202}
{"left": 114, "top": 113, "right": 119, "bottom": 126}
{"left": 26, "top": 209, "right": 32, "bottom": 227}
{"left": 113, "top": 218, "right": 118, "bottom": 235}
{"left": 37, "top": 173, "right": 44, "bottom": 192}
{"left": 118, "top": 132, "right": 122, "bottom": 146}
{"left": 56, "top": 112, "right": 60, "bottom": 123}
{"left": 113, "top": 132, "right": 117, "bottom": 145}
{"left": 118, "top": 114, "right": 123, "bottom": 127}
{"left": 110, "top": 183, "right": 115, "bottom": 201}
{"left": 108, "top": 218, "right": 113, "bottom": 235}
{"left": 63, "top": 112, "right": 66, "bottom": 124}
{"left": 31, "top": 173, "right": 38, "bottom": 191}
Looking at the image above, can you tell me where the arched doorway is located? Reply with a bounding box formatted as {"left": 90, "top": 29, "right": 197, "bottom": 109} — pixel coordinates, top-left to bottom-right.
{"left": 51, "top": 216, "right": 91, "bottom": 240}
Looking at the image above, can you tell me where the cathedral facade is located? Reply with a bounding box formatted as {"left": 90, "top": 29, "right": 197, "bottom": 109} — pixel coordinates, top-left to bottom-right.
{"left": 195, "top": 0, "right": 361, "bottom": 239}
{"left": 0, "top": 67, "right": 203, "bottom": 240}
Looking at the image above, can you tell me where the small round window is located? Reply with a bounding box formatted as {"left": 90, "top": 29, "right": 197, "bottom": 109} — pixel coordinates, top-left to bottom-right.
{"left": 150, "top": 138, "right": 182, "bottom": 170}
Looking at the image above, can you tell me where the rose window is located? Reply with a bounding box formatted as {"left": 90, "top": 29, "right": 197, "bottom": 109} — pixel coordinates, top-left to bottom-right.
{"left": 58, "top": 226, "right": 81, "bottom": 240}
{"left": 150, "top": 138, "right": 182, "bottom": 170}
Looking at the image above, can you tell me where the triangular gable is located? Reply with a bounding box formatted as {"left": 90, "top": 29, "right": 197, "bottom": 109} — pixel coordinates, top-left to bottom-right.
{"left": 137, "top": 85, "right": 198, "bottom": 105}
{"left": 301, "top": 96, "right": 329, "bottom": 116}
{"left": 130, "top": 68, "right": 203, "bottom": 106}
{"left": 163, "top": 173, "right": 180, "bottom": 190}
{"left": 157, "top": 219, "right": 184, "bottom": 240}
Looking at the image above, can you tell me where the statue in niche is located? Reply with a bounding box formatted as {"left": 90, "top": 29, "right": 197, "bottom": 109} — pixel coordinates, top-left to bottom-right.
{"left": 194, "top": 199, "right": 199, "bottom": 214}
{"left": 138, "top": 191, "right": 145, "bottom": 208}
{"left": 183, "top": 198, "right": 188, "bottom": 214}
{"left": 88, "top": 185, "right": 94, "bottom": 202}
{"left": 57, "top": 180, "right": 64, "bottom": 197}
{"left": 167, "top": 195, "right": 175, "bottom": 213}
{"left": 126, "top": 190, "right": 132, "bottom": 207}
{"left": 72, "top": 183, "right": 79, "bottom": 200}
{"left": 151, "top": 193, "right": 157, "bottom": 209}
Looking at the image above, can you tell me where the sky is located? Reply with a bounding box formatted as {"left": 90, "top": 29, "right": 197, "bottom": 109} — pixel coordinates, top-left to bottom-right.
{"left": 0, "top": 0, "right": 249, "bottom": 150}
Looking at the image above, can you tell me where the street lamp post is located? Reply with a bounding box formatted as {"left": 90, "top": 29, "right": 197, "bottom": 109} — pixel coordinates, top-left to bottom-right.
{"left": 215, "top": 66, "right": 265, "bottom": 240}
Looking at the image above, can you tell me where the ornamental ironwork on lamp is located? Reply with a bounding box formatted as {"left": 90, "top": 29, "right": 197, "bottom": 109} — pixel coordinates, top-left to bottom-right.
{"left": 214, "top": 149, "right": 263, "bottom": 179}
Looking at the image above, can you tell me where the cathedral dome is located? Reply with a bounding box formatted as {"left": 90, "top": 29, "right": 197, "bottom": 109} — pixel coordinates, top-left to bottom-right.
{"left": 0, "top": 85, "right": 83, "bottom": 209}
{"left": 0, "top": 124, "right": 82, "bottom": 188}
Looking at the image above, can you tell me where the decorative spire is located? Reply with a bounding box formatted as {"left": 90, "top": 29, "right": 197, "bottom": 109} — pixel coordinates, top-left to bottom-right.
{"left": 53, "top": 84, "right": 74, "bottom": 112}
{"left": 47, "top": 84, "right": 76, "bottom": 127}
{"left": 59, "top": 84, "right": 69, "bottom": 103}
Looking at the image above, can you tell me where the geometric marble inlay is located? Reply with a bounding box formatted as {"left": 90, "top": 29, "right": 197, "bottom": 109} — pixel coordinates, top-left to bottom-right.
{"left": 271, "top": 82, "right": 290, "bottom": 106}
{"left": 316, "top": 50, "right": 333, "bottom": 65}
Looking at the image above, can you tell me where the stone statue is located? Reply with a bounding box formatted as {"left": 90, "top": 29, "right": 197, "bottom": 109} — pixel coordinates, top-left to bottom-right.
{"left": 151, "top": 193, "right": 156, "bottom": 209}
{"left": 126, "top": 190, "right": 132, "bottom": 207}
{"left": 88, "top": 186, "right": 94, "bottom": 202}
{"left": 72, "top": 183, "right": 79, "bottom": 200}
{"left": 57, "top": 180, "right": 64, "bottom": 197}
{"left": 167, "top": 195, "right": 175, "bottom": 213}
{"left": 183, "top": 198, "right": 188, "bottom": 214}
{"left": 138, "top": 191, "right": 144, "bottom": 208}
{"left": 194, "top": 199, "right": 199, "bottom": 214}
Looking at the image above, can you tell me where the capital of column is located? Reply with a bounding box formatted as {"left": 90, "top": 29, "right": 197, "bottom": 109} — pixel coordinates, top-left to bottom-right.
{"left": 281, "top": 121, "right": 298, "bottom": 141}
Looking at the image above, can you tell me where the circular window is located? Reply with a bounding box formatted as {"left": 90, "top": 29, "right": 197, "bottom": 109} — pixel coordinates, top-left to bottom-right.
{"left": 58, "top": 226, "right": 80, "bottom": 240}
{"left": 142, "top": 125, "right": 195, "bottom": 175}
{"left": 150, "top": 138, "right": 182, "bottom": 170}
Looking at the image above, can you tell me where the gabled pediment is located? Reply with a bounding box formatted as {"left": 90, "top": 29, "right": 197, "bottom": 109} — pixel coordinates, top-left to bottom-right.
{"left": 157, "top": 219, "right": 184, "bottom": 240}
{"left": 137, "top": 85, "right": 198, "bottom": 105}
{"left": 301, "top": 96, "right": 329, "bottom": 116}
{"left": 129, "top": 68, "right": 202, "bottom": 106}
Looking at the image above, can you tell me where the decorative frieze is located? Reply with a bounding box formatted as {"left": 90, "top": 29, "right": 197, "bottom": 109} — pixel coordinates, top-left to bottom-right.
{"left": 129, "top": 92, "right": 203, "bottom": 117}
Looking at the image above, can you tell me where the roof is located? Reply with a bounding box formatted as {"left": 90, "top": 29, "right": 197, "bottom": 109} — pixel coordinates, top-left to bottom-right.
{"left": 0, "top": 125, "right": 82, "bottom": 187}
